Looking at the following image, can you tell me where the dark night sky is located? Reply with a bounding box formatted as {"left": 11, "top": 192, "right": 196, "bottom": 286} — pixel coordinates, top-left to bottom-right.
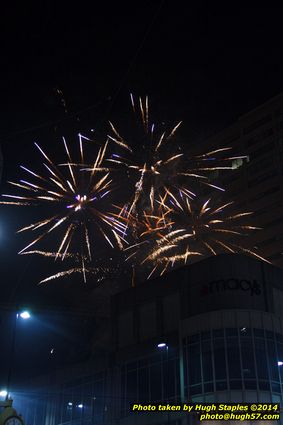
{"left": 1, "top": 1, "right": 283, "bottom": 297}
{"left": 0, "top": 2, "right": 283, "bottom": 381}
{"left": 1, "top": 3, "right": 283, "bottom": 140}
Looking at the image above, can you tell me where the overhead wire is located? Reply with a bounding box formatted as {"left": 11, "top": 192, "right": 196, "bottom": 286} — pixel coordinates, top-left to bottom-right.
{"left": 0, "top": 0, "right": 165, "bottom": 144}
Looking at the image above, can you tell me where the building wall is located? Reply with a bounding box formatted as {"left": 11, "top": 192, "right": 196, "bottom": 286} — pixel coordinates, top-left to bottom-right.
{"left": 182, "top": 310, "right": 283, "bottom": 401}
{"left": 113, "top": 254, "right": 282, "bottom": 352}
{"left": 11, "top": 255, "right": 283, "bottom": 425}
{"left": 191, "top": 93, "right": 283, "bottom": 268}
{"left": 113, "top": 256, "right": 283, "bottom": 425}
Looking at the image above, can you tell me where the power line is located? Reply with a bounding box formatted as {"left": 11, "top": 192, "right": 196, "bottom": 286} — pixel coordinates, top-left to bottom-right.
{"left": 0, "top": 97, "right": 112, "bottom": 144}
{"left": 0, "top": 1, "right": 165, "bottom": 144}
{"left": 100, "top": 0, "right": 165, "bottom": 122}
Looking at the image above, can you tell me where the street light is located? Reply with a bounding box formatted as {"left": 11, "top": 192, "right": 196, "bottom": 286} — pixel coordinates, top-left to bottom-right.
{"left": 157, "top": 342, "right": 167, "bottom": 349}
{"left": 6, "top": 310, "right": 31, "bottom": 400}
{"left": 157, "top": 342, "right": 170, "bottom": 424}
{"left": 19, "top": 311, "right": 31, "bottom": 320}
{"left": 157, "top": 342, "right": 169, "bottom": 396}
{"left": 1, "top": 310, "right": 31, "bottom": 424}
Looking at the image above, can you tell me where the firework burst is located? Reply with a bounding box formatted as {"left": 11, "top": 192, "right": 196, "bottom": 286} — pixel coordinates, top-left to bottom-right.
{"left": 1, "top": 97, "right": 266, "bottom": 286}
{"left": 122, "top": 188, "right": 268, "bottom": 280}
{"left": 0, "top": 135, "right": 127, "bottom": 282}
{"left": 105, "top": 94, "right": 247, "bottom": 219}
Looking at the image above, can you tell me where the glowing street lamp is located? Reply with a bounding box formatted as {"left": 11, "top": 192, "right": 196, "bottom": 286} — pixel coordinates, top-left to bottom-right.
{"left": 157, "top": 341, "right": 170, "bottom": 423}
{"left": 157, "top": 342, "right": 168, "bottom": 349}
{"left": 19, "top": 311, "right": 31, "bottom": 320}
{"left": 6, "top": 309, "right": 32, "bottom": 400}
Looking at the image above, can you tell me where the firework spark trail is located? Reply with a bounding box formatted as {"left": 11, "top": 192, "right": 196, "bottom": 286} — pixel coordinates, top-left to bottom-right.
{"left": 0, "top": 135, "right": 128, "bottom": 281}
{"left": 38, "top": 267, "right": 103, "bottom": 284}
{"left": 21, "top": 250, "right": 74, "bottom": 259}
{"left": 119, "top": 199, "right": 192, "bottom": 278}
{"left": 112, "top": 195, "right": 173, "bottom": 244}
{"left": 106, "top": 95, "right": 185, "bottom": 216}
{"left": 122, "top": 184, "right": 267, "bottom": 280}
{"left": 105, "top": 94, "right": 248, "bottom": 220}
{"left": 0, "top": 98, "right": 265, "bottom": 285}
{"left": 36, "top": 249, "right": 125, "bottom": 284}
{"left": 141, "top": 191, "right": 268, "bottom": 272}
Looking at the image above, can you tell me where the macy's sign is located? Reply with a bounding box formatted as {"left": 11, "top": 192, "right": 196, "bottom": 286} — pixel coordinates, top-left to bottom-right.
{"left": 200, "top": 278, "right": 261, "bottom": 297}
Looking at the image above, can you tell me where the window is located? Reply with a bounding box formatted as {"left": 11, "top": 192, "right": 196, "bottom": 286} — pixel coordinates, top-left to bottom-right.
{"left": 259, "top": 381, "right": 270, "bottom": 391}
{"left": 227, "top": 337, "right": 241, "bottom": 379}
{"left": 241, "top": 338, "right": 256, "bottom": 379}
{"left": 255, "top": 338, "right": 269, "bottom": 380}
{"left": 183, "top": 327, "right": 283, "bottom": 398}
{"left": 188, "top": 343, "right": 201, "bottom": 385}
{"left": 254, "top": 329, "right": 264, "bottom": 337}
{"left": 267, "top": 340, "right": 279, "bottom": 382}
{"left": 126, "top": 369, "right": 138, "bottom": 404}
{"left": 213, "top": 329, "right": 224, "bottom": 338}
{"left": 139, "top": 302, "right": 157, "bottom": 340}
{"left": 216, "top": 381, "right": 227, "bottom": 390}
{"left": 201, "top": 331, "right": 211, "bottom": 340}
{"left": 204, "top": 382, "right": 214, "bottom": 392}
{"left": 230, "top": 380, "right": 242, "bottom": 389}
{"left": 213, "top": 338, "right": 226, "bottom": 380}
{"left": 166, "top": 358, "right": 178, "bottom": 399}
{"left": 226, "top": 328, "right": 238, "bottom": 337}
{"left": 244, "top": 380, "right": 257, "bottom": 389}
{"left": 150, "top": 363, "right": 162, "bottom": 401}
{"left": 121, "top": 351, "right": 180, "bottom": 416}
{"left": 138, "top": 367, "right": 149, "bottom": 401}
{"left": 118, "top": 310, "right": 134, "bottom": 347}
{"left": 277, "top": 342, "right": 283, "bottom": 381}
{"left": 202, "top": 340, "right": 213, "bottom": 382}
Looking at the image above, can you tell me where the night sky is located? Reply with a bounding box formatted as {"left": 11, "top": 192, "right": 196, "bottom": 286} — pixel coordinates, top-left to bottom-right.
{"left": 1, "top": 2, "right": 283, "bottom": 382}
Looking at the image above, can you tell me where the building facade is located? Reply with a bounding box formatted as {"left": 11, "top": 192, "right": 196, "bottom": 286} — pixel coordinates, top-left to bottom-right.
{"left": 191, "top": 92, "right": 283, "bottom": 268}
{"left": 10, "top": 254, "right": 283, "bottom": 425}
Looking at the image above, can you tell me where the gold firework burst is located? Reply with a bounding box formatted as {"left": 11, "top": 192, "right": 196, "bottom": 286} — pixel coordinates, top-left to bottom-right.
{"left": 105, "top": 94, "right": 247, "bottom": 219}
{"left": 1, "top": 135, "right": 127, "bottom": 282}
